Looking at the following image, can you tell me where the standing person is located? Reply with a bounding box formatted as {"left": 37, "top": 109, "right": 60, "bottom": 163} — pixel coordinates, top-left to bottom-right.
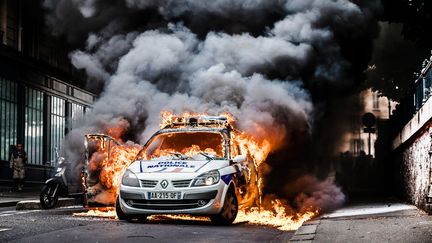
{"left": 10, "top": 144, "right": 27, "bottom": 191}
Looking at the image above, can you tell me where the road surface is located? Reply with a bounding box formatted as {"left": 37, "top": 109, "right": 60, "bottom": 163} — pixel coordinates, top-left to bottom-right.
{"left": 0, "top": 206, "right": 292, "bottom": 243}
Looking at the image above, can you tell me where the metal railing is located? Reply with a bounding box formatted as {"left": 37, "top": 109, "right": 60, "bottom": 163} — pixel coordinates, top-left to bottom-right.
{"left": 390, "top": 54, "right": 432, "bottom": 132}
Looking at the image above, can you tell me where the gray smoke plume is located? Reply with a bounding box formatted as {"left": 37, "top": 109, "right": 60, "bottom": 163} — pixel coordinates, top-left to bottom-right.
{"left": 286, "top": 174, "right": 346, "bottom": 212}
{"left": 45, "top": 0, "right": 381, "bottom": 211}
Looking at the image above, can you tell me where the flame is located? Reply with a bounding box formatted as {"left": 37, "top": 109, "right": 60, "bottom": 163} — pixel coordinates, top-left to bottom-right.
{"left": 74, "top": 207, "right": 117, "bottom": 219}
{"left": 236, "top": 201, "right": 319, "bottom": 231}
{"left": 85, "top": 129, "right": 141, "bottom": 205}
{"left": 145, "top": 141, "right": 222, "bottom": 160}
{"left": 78, "top": 111, "right": 319, "bottom": 230}
{"left": 160, "top": 111, "right": 211, "bottom": 129}
{"left": 74, "top": 202, "right": 318, "bottom": 231}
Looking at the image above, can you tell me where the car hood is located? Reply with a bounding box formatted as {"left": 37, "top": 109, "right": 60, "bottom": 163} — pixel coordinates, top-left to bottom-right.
{"left": 129, "top": 159, "right": 228, "bottom": 174}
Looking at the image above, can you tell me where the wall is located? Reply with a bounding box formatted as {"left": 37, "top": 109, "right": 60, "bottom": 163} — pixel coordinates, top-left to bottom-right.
{"left": 389, "top": 55, "right": 432, "bottom": 213}
{"left": 390, "top": 77, "right": 432, "bottom": 213}
{"left": 395, "top": 128, "right": 432, "bottom": 213}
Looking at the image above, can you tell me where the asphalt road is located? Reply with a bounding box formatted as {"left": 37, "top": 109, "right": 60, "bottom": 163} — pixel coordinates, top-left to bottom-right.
{"left": 0, "top": 206, "right": 292, "bottom": 243}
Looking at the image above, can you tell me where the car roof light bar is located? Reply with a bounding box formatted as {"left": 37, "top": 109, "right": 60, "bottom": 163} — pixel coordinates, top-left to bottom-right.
{"left": 164, "top": 116, "right": 229, "bottom": 128}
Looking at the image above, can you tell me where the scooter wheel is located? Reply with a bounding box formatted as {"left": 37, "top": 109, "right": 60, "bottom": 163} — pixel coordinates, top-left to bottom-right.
{"left": 40, "top": 184, "right": 59, "bottom": 209}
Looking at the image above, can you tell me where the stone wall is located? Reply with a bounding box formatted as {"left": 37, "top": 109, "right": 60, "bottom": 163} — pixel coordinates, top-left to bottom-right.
{"left": 397, "top": 128, "right": 432, "bottom": 213}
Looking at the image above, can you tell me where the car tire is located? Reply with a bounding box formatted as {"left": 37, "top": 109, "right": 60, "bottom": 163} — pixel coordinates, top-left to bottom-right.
{"left": 210, "top": 188, "right": 238, "bottom": 225}
{"left": 116, "top": 196, "right": 148, "bottom": 222}
{"left": 115, "top": 196, "right": 131, "bottom": 220}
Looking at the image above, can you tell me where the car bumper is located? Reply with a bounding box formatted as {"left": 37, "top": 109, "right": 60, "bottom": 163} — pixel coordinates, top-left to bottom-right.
{"left": 118, "top": 181, "right": 228, "bottom": 215}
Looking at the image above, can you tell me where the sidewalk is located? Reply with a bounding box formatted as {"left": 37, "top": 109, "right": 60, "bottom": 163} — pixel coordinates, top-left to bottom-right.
{"left": 291, "top": 198, "right": 432, "bottom": 242}
{"left": 0, "top": 186, "right": 41, "bottom": 207}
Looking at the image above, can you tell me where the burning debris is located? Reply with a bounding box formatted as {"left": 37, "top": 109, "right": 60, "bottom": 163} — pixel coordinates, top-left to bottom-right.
{"left": 83, "top": 134, "right": 141, "bottom": 205}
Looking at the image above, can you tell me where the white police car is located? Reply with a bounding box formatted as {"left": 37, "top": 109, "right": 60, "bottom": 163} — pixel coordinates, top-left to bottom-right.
{"left": 116, "top": 116, "right": 251, "bottom": 225}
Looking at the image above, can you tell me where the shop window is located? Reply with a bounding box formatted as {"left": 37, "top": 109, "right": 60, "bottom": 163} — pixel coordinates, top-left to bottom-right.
{"left": 70, "top": 102, "right": 85, "bottom": 130}
{"left": 25, "top": 88, "right": 44, "bottom": 165}
{"left": 0, "top": 78, "right": 17, "bottom": 161}
{"left": 50, "top": 96, "right": 65, "bottom": 162}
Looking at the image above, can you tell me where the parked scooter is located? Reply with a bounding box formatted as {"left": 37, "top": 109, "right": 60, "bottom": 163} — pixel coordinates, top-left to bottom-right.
{"left": 39, "top": 148, "right": 85, "bottom": 209}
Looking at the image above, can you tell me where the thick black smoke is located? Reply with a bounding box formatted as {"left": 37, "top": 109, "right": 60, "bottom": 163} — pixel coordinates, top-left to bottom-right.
{"left": 44, "top": 0, "right": 382, "bottom": 211}
{"left": 366, "top": 22, "right": 430, "bottom": 101}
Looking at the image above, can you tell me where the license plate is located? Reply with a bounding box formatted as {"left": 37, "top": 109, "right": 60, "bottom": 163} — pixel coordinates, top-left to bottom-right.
{"left": 148, "top": 192, "right": 181, "bottom": 200}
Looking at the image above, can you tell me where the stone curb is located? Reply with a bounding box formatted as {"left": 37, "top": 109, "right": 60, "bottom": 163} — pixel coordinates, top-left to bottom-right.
{"left": 16, "top": 198, "right": 81, "bottom": 210}
{"left": 289, "top": 219, "right": 320, "bottom": 242}
{"left": 0, "top": 200, "right": 21, "bottom": 207}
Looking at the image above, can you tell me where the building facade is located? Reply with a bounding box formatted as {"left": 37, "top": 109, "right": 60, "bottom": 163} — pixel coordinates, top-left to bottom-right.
{"left": 0, "top": 0, "right": 95, "bottom": 187}
{"left": 340, "top": 89, "right": 397, "bottom": 158}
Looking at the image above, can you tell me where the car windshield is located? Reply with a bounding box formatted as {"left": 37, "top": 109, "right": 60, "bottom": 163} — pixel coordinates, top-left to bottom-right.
{"left": 137, "top": 131, "right": 225, "bottom": 160}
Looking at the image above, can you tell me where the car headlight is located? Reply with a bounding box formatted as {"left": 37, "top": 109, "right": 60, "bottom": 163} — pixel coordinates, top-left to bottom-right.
{"left": 122, "top": 170, "right": 140, "bottom": 187}
{"left": 192, "top": 170, "right": 220, "bottom": 187}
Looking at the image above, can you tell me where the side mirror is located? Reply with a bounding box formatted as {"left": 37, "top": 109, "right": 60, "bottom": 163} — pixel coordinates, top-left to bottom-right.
{"left": 232, "top": 155, "right": 246, "bottom": 163}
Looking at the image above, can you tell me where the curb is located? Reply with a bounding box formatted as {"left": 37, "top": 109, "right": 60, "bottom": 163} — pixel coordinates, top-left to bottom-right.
{"left": 0, "top": 200, "right": 21, "bottom": 207}
{"left": 16, "top": 198, "right": 81, "bottom": 210}
{"left": 289, "top": 219, "right": 320, "bottom": 242}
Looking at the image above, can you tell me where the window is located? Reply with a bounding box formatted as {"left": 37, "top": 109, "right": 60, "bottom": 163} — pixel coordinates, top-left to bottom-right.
{"left": 414, "top": 79, "right": 424, "bottom": 111}
{"left": 350, "top": 139, "right": 364, "bottom": 156}
{"left": 137, "top": 132, "right": 225, "bottom": 160}
{"left": 70, "top": 102, "right": 85, "bottom": 130}
{"left": 25, "top": 88, "right": 44, "bottom": 165}
{"left": 425, "top": 70, "right": 432, "bottom": 101}
{"left": 372, "top": 92, "right": 379, "bottom": 110}
{"left": 425, "top": 69, "right": 432, "bottom": 90}
{"left": 50, "top": 96, "right": 65, "bottom": 162}
{"left": 0, "top": 78, "right": 17, "bottom": 161}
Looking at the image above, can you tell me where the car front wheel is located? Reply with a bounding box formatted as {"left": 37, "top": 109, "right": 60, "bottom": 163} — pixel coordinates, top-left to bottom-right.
{"left": 116, "top": 196, "right": 131, "bottom": 220}
{"left": 116, "top": 196, "right": 147, "bottom": 222}
{"left": 210, "top": 188, "right": 238, "bottom": 225}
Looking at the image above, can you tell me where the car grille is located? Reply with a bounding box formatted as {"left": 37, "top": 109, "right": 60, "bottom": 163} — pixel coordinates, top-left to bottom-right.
{"left": 127, "top": 199, "right": 209, "bottom": 210}
{"left": 171, "top": 179, "right": 192, "bottom": 188}
{"left": 140, "top": 180, "right": 158, "bottom": 188}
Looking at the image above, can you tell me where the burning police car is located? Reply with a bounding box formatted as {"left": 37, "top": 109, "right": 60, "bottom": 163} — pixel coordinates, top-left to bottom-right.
{"left": 116, "top": 115, "right": 252, "bottom": 225}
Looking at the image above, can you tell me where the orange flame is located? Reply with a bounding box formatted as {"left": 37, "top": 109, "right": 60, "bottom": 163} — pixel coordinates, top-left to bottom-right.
{"left": 85, "top": 128, "right": 141, "bottom": 205}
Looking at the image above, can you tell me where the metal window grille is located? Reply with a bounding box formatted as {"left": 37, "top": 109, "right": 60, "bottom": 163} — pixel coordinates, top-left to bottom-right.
{"left": 0, "top": 78, "right": 17, "bottom": 161}
{"left": 50, "top": 96, "right": 66, "bottom": 162}
{"left": 25, "top": 87, "right": 44, "bottom": 165}
{"left": 70, "top": 102, "right": 84, "bottom": 130}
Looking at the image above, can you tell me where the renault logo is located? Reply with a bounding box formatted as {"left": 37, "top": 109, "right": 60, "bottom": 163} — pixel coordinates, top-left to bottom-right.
{"left": 160, "top": 180, "right": 169, "bottom": 189}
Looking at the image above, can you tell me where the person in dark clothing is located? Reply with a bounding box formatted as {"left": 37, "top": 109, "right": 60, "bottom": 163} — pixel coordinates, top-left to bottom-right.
{"left": 9, "top": 144, "right": 27, "bottom": 191}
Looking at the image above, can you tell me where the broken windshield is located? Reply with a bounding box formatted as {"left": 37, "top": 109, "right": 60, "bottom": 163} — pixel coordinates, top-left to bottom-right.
{"left": 137, "top": 131, "right": 225, "bottom": 160}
